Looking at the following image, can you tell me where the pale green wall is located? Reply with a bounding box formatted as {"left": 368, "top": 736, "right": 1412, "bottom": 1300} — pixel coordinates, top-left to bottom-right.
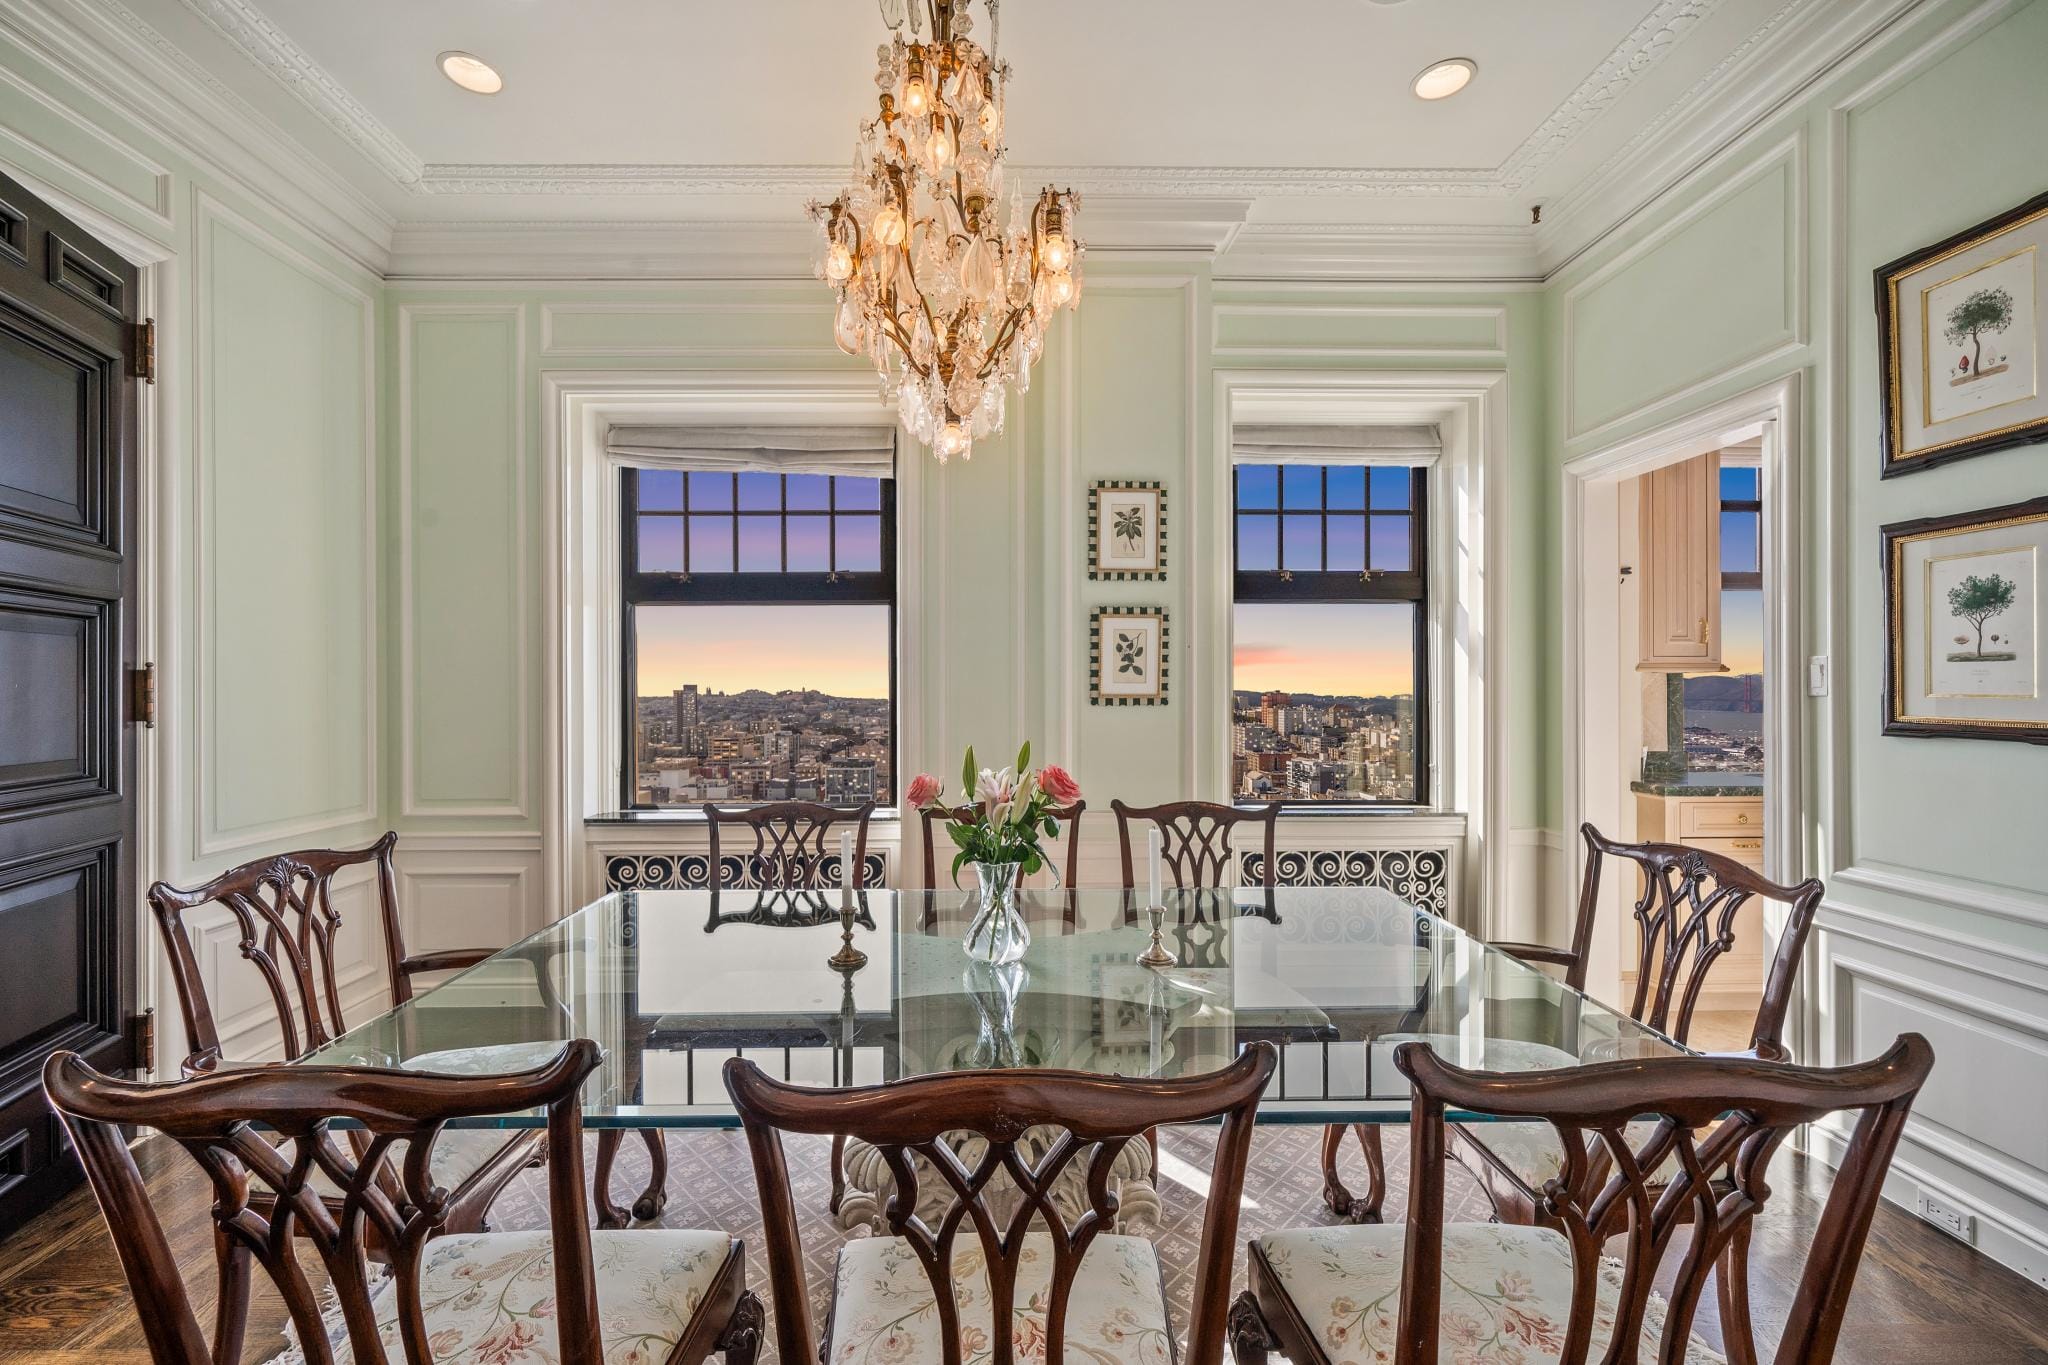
{"left": 1541, "top": 0, "right": 2048, "bottom": 944}
{"left": 0, "top": 21, "right": 382, "bottom": 881}
{"left": 383, "top": 269, "right": 1547, "bottom": 832}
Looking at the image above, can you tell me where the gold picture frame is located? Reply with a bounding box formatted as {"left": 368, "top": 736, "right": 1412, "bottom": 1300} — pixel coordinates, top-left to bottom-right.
{"left": 1878, "top": 188, "right": 2048, "bottom": 476}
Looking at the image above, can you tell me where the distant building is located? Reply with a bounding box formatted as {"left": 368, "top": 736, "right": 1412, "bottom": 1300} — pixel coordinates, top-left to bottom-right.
{"left": 824, "top": 759, "right": 878, "bottom": 805}
{"left": 672, "top": 685, "right": 700, "bottom": 733}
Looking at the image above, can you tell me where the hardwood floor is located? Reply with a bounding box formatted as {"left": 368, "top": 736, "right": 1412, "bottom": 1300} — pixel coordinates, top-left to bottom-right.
{"left": 3, "top": 1128, "right": 2045, "bottom": 1364}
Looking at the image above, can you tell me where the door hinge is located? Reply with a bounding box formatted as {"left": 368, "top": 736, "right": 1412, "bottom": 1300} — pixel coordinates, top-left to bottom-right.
{"left": 129, "top": 1008, "right": 155, "bottom": 1075}
{"left": 131, "top": 317, "right": 156, "bottom": 384}
{"left": 128, "top": 661, "right": 156, "bottom": 727}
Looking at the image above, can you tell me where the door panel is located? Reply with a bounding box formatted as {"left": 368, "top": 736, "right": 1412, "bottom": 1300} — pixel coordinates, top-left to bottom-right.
{"left": 0, "top": 168, "right": 137, "bottom": 1237}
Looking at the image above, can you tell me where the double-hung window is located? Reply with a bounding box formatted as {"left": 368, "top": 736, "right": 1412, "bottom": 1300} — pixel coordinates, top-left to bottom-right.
{"left": 1229, "top": 428, "right": 1432, "bottom": 807}
{"left": 616, "top": 429, "right": 897, "bottom": 810}
{"left": 1681, "top": 463, "right": 1764, "bottom": 776}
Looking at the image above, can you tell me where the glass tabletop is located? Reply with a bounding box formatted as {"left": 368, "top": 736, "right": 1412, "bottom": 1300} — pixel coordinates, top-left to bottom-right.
{"left": 297, "top": 886, "right": 1687, "bottom": 1127}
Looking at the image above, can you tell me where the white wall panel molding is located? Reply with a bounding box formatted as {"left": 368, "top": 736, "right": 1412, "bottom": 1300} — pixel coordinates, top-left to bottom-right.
{"left": 189, "top": 187, "right": 377, "bottom": 860}
{"left": 397, "top": 303, "right": 532, "bottom": 821}
{"left": 1217, "top": 225, "right": 1541, "bottom": 284}
{"left": 1535, "top": 0, "right": 2018, "bottom": 274}
{"left": 1810, "top": 906, "right": 2048, "bottom": 1279}
{"left": 0, "top": 59, "right": 171, "bottom": 229}
{"left": 0, "top": 0, "right": 392, "bottom": 270}
{"left": 1832, "top": 865, "right": 2048, "bottom": 940}
{"left": 1212, "top": 301, "right": 1509, "bottom": 363}
{"left": 1559, "top": 133, "right": 1807, "bottom": 444}
{"left": 538, "top": 296, "right": 843, "bottom": 360}
{"left": 395, "top": 853, "right": 541, "bottom": 955}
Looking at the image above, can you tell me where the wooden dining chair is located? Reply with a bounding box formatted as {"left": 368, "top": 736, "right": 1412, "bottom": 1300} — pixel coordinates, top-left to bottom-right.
{"left": 596, "top": 800, "right": 875, "bottom": 1228}
{"left": 43, "top": 1039, "right": 764, "bottom": 1365}
{"left": 1322, "top": 822, "right": 1825, "bottom": 1225}
{"left": 920, "top": 798, "right": 1087, "bottom": 889}
{"left": 703, "top": 800, "right": 875, "bottom": 891}
{"left": 147, "top": 831, "right": 543, "bottom": 1236}
{"left": 727, "top": 1042, "right": 1277, "bottom": 1365}
{"left": 1233, "top": 1034, "right": 1932, "bottom": 1365}
{"left": 1112, "top": 798, "right": 1279, "bottom": 924}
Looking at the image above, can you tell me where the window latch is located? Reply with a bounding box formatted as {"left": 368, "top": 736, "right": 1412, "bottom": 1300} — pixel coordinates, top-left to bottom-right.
{"left": 1277, "top": 569, "right": 1294, "bottom": 583}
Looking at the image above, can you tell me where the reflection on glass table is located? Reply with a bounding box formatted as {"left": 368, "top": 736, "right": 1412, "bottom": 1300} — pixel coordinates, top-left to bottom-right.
{"left": 297, "top": 886, "right": 1687, "bottom": 1129}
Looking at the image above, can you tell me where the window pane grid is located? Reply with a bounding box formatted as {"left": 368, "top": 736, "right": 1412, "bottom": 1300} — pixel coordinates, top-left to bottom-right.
{"left": 1230, "top": 462, "right": 1429, "bottom": 808}
{"left": 632, "top": 472, "right": 886, "bottom": 579}
{"left": 623, "top": 465, "right": 897, "bottom": 811}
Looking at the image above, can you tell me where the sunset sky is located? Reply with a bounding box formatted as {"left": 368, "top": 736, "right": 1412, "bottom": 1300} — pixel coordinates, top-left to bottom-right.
{"left": 635, "top": 603, "right": 891, "bottom": 698}
{"left": 1721, "top": 589, "right": 1764, "bottom": 676}
{"left": 1232, "top": 602, "right": 1418, "bottom": 697}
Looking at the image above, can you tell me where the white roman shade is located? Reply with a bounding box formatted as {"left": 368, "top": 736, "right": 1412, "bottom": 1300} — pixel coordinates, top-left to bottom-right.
{"left": 605, "top": 425, "right": 896, "bottom": 478}
{"left": 1232, "top": 424, "right": 1440, "bottom": 465}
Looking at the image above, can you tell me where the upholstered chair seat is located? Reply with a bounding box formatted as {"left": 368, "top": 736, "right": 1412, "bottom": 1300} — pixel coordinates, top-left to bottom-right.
{"left": 1253, "top": 1222, "right": 1722, "bottom": 1365}
{"left": 325, "top": 1230, "right": 742, "bottom": 1365}
{"left": 826, "top": 1233, "right": 1170, "bottom": 1365}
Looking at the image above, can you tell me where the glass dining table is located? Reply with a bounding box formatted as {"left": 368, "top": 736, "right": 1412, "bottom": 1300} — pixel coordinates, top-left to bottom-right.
{"left": 297, "top": 883, "right": 1688, "bottom": 1129}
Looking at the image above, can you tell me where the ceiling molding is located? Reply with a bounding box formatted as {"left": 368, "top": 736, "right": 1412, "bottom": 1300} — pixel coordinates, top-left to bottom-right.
{"left": 0, "top": 0, "right": 392, "bottom": 271}
{"left": 1495, "top": 0, "right": 1730, "bottom": 189}
{"left": 1534, "top": 0, "right": 1972, "bottom": 273}
{"left": 177, "top": 0, "right": 421, "bottom": 184}
{"left": 1217, "top": 224, "right": 1542, "bottom": 282}
{"left": 174, "top": 0, "right": 1754, "bottom": 205}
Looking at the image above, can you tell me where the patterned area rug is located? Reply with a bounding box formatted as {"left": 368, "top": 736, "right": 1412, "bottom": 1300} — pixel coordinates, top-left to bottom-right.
{"left": 488, "top": 1124, "right": 1497, "bottom": 1364}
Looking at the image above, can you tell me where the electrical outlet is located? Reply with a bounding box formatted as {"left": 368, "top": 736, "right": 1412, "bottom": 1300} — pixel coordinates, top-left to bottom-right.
{"left": 1917, "top": 1191, "right": 1977, "bottom": 1244}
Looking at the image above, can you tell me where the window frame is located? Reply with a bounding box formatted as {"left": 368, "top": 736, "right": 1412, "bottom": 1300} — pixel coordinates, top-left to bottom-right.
{"left": 618, "top": 465, "right": 899, "bottom": 812}
{"left": 1229, "top": 463, "right": 1432, "bottom": 810}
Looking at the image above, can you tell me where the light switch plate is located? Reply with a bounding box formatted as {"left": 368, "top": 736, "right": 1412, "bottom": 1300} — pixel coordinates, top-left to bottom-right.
{"left": 1808, "top": 655, "right": 1830, "bottom": 697}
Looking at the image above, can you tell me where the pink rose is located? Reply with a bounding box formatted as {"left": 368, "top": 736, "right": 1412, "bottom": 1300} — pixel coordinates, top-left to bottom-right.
{"left": 1038, "top": 764, "right": 1082, "bottom": 806}
{"left": 905, "top": 773, "right": 942, "bottom": 808}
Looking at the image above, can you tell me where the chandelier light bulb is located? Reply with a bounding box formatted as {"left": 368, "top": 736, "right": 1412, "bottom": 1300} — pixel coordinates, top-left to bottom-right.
{"left": 927, "top": 123, "right": 956, "bottom": 172}
{"left": 1047, "top": 269, "right": 1075, "bottom": 307}
{"left": 871, "top": 204, "right": 907, "bottom": 247}
{"left": 902, "top": 72, "right": 930, "bottom": 116}
{"left": 938, "top": 422, "right": 968, "bottom": 459}
{"left": 1040, "top": 232, "right": 1072, "bottom": 273}
{"left": 824, "top": 242, "right": 855, "bottom": 282}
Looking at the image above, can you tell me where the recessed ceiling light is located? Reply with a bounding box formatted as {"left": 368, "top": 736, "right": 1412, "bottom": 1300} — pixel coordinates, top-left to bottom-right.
{"left": 1412, "top": 58, "right": 1476, "bottom": 101}
{"left": 437, "top": 50, "right": 503, "bottom": 95}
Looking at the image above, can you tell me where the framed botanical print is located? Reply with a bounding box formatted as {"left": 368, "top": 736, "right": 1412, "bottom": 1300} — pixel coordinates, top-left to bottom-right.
{"left": 1883, "top": 495, "right": 2048, "bottom": 744}
{"left": 1089, "top": 606, "right": 1169, "bottom": 706}
{"left": 1877, "top": 188, "right": 2048, "bottom": 476}
{"left": 1088, "top": 481, "right": 1167, "bottom": 580}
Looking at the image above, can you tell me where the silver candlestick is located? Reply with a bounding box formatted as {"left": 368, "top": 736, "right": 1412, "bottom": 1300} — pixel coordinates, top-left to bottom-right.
{"left": 1136, "top": 903, "right": 1177, "bottom": 968}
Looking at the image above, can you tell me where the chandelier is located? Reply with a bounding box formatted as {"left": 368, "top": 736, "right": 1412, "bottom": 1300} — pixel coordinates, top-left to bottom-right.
{"left": 811, "top": 0, "right": 1083, "bottom": 464}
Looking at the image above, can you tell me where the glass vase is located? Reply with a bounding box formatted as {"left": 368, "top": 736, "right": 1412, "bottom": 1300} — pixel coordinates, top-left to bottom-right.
{"left": 963, "top": 859, "right": 1029, "bottom": 964}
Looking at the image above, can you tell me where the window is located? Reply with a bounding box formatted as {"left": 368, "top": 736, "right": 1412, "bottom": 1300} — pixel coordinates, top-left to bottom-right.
{"left": 622, "top": 467, "right": 896, "bottom": 809}
{"left": 1230, "top": 463, "right": 1428, "bottom": 806}
{"left": 1682, "top": 464, "right": 1764, "bottom": 777}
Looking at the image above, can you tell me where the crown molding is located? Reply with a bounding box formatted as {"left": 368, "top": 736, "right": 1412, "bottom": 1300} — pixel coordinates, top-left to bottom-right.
{"left": 0, "top": 0, "right": 393, "bottom": 272}
{"left": 386, "top": 219, "right": 818, "bottom": 280}
{"left": 1495, "top": 0, "right": 1728, "bottom": 190}
{"left": 178, "top": 0, "right": 422, "bottom": 184}
{"left": 178, "top": 0, "right": 1738, "bottom": 206}
{"left": 1534, "top": 0, "right": 1995, "bottom": 274}
{"left": 1217, "top": 223, "right": 1542, "bottom": 282}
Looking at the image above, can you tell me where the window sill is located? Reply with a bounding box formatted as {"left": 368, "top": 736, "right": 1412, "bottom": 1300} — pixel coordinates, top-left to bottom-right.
{"left": 586, "top": 809, "right": 903, "bottom": 826}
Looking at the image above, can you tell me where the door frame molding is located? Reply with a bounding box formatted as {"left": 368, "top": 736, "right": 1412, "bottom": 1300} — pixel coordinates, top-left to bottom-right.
{"left": 1559, "top": 372, "right": 1804, "bottom": 1010}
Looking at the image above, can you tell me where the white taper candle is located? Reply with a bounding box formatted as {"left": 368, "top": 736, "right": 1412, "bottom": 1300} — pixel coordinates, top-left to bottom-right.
{"left": 840, "top": 829, "right": 855, "bottom": 896}
{"left": 1147, "top": 826, "right": 1163, "bottom": 907}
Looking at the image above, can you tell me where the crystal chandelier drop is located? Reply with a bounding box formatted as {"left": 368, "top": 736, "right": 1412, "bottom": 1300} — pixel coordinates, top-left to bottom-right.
{"left": 811, "top": 0, "right": 1083, "bottom": 464}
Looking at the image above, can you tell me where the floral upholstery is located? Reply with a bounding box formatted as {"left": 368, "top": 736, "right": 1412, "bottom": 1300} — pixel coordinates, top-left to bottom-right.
{"left": 1256, "top": 1223, "right": 1723, "bottom": 1364}
{"left": 826, "top": 1231, "right": 1170, "bottom": 1365}
{"left": 1458, "top": 1119, "right": 1680, "bottom": 1192}
{"left": 319, "top": 1230, "right": 736, "bottom": 1365}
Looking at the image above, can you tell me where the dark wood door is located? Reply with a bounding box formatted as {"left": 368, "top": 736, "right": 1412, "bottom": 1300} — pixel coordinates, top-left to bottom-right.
{"left": 0, "top": 169, "right": 140, "bottom": 1237}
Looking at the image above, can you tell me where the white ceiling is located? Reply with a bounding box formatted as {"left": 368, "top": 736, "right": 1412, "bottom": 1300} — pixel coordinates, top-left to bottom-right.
{"left": 120, "top": 0, "right": 1840, "bottom": 260}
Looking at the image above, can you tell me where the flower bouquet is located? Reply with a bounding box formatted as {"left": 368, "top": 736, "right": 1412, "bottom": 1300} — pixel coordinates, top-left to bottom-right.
{"left": 907, "top": 742, "right": 1083, "bottom": 963}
